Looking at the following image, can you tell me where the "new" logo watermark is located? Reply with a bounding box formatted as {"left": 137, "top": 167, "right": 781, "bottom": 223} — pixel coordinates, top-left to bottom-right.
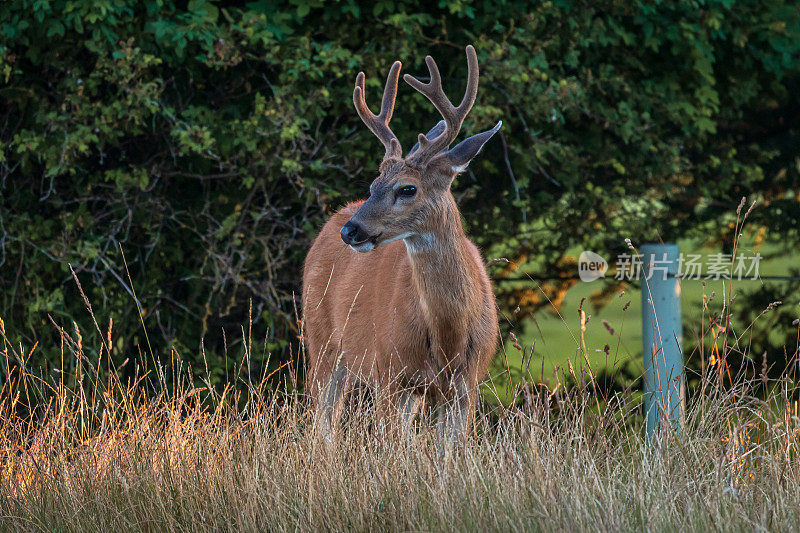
{"left": 578, "top": 251, "right": 608, "bottom": 282}
{"left": 577, "top": 251, "right": 762, "bottom": 282}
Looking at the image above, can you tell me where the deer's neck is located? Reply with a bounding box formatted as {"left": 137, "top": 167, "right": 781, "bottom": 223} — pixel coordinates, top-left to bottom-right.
{"left": 403, "top": 195, "right": 478, "bottom": 341}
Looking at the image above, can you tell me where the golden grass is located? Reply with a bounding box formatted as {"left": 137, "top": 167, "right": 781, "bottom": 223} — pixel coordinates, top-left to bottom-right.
{"left": 2, "top": 203, "right": 798, "bottom": 530}
{"left": 1, "top": 333, "right": 799, "bottom": 532}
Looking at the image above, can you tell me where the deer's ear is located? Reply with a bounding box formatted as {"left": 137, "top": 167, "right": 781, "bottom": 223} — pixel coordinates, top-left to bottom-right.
{"left": 446, "top": 121, "right": 502, "bottom": 172}
{"left": 408, "top": 120, "right": 446, "bottom": 157}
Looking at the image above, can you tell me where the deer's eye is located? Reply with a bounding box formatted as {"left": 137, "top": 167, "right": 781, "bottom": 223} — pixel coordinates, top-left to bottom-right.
{"left": 396, "top": 185, "right": 417, "bottom": 198}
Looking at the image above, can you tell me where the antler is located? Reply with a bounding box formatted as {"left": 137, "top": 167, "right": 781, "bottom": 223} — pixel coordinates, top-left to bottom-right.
{"left": 404, "top": 45, "right": 479, "bottom": 166}
{"left": 353, "top": 61, "right": 403, "bottom": 160}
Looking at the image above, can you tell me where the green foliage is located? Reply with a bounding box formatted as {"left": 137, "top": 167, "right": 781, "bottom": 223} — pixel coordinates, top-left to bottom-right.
{"left": 1, "top": 0, "right": 798, "bottom": 384}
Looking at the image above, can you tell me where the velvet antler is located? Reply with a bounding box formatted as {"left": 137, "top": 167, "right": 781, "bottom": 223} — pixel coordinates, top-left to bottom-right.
{"left": 353, "top": 61, "right": 403, "bottom": 160}
{"left": 403, "top": 45, "right": 479, "bottom": 166}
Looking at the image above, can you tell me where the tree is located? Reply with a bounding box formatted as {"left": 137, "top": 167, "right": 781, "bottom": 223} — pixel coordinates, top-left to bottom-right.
{"left": 1, "top": 0, "right": 798, "bottom": 389}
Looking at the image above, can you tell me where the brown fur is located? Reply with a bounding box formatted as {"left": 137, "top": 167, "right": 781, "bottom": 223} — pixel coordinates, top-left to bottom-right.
{"left": 303, "top": 169, "right": 498, "bottom": 436}
{"left": 302, "top": 46, "right": 500, "bottom": 438}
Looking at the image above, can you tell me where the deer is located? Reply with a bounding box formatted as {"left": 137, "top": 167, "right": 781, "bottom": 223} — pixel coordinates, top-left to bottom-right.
{"left": 302, "top": 45, "right": 501, "bottom": 441}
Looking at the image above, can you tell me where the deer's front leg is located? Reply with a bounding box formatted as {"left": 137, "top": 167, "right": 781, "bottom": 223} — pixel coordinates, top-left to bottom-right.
{"left": 397, "top": 389, "right": 424, "bottom": 438}
{"left": 437, "top": 374, "right": 476, "bottom": 443}
{"left": 313, "top": 363, "right": 348, "bottom": 439}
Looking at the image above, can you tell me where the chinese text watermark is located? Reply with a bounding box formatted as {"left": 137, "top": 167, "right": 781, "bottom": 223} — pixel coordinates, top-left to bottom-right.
{"left": 579, "top": 251, "right": 762, "bottom": 282}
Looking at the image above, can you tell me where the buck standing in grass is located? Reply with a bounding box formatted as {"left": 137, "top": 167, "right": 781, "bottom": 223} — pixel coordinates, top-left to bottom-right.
{"left": 303, "top": 45, "right": 501, "bottom": 439}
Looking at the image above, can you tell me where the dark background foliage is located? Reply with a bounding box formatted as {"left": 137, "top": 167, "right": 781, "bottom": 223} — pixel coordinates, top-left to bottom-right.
{"left": 1, "top": 0, "right": 799, "bottom": 389}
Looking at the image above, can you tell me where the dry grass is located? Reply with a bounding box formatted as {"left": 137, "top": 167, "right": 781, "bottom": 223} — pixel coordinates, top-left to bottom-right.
{"left": 2, "top": 203, "right": 799, "bottom": 531}
{"left": 1, "top": 330, "right": 799, "bottom": 532}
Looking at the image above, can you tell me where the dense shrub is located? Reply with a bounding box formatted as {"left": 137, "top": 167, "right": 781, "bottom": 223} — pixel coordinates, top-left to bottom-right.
{"left": 1, "top": 0, "right": 798, "bottom": 385}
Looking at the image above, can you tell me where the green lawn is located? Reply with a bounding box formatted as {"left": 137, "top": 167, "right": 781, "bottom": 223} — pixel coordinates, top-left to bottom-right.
{"left": 495, "top": 238, "right": 797, "bottom": 388}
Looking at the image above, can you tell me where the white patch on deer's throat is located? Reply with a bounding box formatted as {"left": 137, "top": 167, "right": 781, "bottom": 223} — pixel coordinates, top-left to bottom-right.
{"left": 451, "top": 163, "right": 469, "bottom": 173}
{"left": 403, "top": 232, "right": 436, "bottom": 254}
{"left": 419, "top": 295, "right": 430, "bottom": 316}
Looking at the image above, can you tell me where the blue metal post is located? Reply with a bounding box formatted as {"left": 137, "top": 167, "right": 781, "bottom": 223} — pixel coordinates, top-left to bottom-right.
{"left": 641, "top": 243, "right": 685, "bottom": 438}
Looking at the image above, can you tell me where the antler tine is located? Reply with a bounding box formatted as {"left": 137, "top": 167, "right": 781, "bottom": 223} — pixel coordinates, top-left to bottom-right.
{"left": 404, "top": 45, "right": 479, "bottom": 165}
{"left": 353, "top": 61, "right": 403, "bottom": 160}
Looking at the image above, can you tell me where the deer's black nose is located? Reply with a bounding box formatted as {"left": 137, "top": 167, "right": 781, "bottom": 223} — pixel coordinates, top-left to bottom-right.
{"left": 340, "top": 221, "right": 361, "bottom": 245}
